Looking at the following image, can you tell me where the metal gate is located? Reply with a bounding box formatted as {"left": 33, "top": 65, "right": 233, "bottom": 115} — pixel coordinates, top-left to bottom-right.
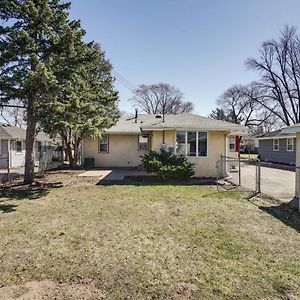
{"left": 217, "top": 155, "right": 261, "bottom": 197}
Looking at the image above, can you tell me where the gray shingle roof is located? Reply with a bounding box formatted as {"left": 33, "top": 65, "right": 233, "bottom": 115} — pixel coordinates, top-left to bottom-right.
{"left": 0, "top": 123, "right": 53, "bottom": 141}
{"left": 106, "top": 113, "right": 246, "bottom": 134}
{"left": 256, "top": 127, "right": 297, "bottom": 139}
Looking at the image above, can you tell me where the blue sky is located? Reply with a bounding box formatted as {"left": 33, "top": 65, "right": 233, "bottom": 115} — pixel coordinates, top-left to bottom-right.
{"left": 69, "top": 0, "right": 300, "bottom": 116}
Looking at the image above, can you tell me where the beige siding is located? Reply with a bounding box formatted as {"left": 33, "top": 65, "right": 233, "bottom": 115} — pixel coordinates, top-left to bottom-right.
{"left": 187, "top": 131, "right": 227, "bottom": 178}
{"left": 83, "top": 134, "right": 146, "bottom": 167}
{"left": 83, "top": 130, "right": 232, "bottom": 177}
{"left": 151, "top": 130, "right": 175, "bottom": 151}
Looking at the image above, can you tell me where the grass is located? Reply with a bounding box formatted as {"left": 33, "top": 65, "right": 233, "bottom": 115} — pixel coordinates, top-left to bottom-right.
{"left": 0, "top": 177, "right": 300, "bottom": 299}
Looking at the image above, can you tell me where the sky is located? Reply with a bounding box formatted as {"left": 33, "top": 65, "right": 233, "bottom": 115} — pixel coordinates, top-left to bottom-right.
{"left": 69, "top": 0, "right": 300, "bottom": 116}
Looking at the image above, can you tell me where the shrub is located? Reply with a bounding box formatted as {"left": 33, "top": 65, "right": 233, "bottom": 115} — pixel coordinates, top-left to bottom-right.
{"left": 141, "top": 150, "right": 194, "bottom": 180}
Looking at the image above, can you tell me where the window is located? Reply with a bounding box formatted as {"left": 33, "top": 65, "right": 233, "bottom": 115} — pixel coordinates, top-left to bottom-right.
{"left": 175, "top": 131, "right": 208, "bottom": 157}
{"left": 198, "top": 132, "right": 208, "bottom": 157}
{"left": 273, "top": 139, "right": 279, "bottom": 151}
{"left": 287, "top": 138, "right": 294, "bottom": 151}
{"left": 99, "top": 135, "right": 109, "bottom": 153}
{"left": 187, "top": 132, "right": 196, "bottom": 156}
{"left": 176, "top": 131, "right": 186, "bottom": 155}
{"left": 229, "top": 136, "right": 235, "bottom": 152}
{"left": 16, "top": 141, "right": 22, "bottom": 153}
{"left": 139, "top": 135, "right": 149, "bottom": 151}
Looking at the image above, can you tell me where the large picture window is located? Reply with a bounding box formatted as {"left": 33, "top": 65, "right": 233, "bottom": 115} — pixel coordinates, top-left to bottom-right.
{"left": 139, "top": 135, "right": 149, "bottom": 151}
{"left": 99, "top": 135, "right": 109, "bottom": 153}
{"left": 176, "top": 131, "right": 208, "bottom": 157}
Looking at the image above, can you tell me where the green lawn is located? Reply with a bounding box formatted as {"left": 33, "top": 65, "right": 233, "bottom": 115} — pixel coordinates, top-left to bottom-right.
{"left": 0, "top": 176, "right": 300, "bottom": 299}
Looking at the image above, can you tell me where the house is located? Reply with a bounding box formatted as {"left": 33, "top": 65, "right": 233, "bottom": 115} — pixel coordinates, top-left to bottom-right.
{"left": 82, "top": 113, "right": 246, "bottom": 177}
{"left": 0, "top": 123, "right": 55, "bottom": 169}
{"left": 256, "top": 127, "right": 298, "bottom": 165}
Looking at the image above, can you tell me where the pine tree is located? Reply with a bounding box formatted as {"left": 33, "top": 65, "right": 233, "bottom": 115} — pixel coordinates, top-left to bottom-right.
{"left": 0, "top": 0, "right": 74, "bottom": 183}
{"left": 40, "top": 36, "right": 119, "bottom": 167}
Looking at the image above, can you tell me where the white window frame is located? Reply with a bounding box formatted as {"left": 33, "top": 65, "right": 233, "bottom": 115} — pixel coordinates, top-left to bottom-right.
{"left": 229, "top": 136, "right": 235, "bottom": 152}
{"left": 287, "top": 138, "right": 294, "bottom": 152}
{"left": 16, "top": 141, "right": 22, "bottom": 153}
{"left": 197, "top": 131, "right": 208, "bottom": 158}
{"left": 138, "top": 134, "right": 149, "bottom": 151}
{"left": 99, "top": 134, "right": 109, "bottom": 153}
{"left": 175, "top": 130, "right": 208, "bottom": 158}
{"left": 273, "top": 139, "right": 279, "bottom": 151}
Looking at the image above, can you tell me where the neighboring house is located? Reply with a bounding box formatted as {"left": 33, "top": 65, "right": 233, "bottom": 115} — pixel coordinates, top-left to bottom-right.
{"left": 0, "top": 123, "right": 55, "bottom": 169}
{"left": 82, "top": 113, "right": 246, "bottom": 177}
{"left": 256, "top": 127, "right": 298, "bottom": 165}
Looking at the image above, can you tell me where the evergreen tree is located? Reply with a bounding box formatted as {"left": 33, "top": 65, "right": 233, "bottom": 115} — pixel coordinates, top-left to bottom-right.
{"left": 41, "top": 37, "right": 119, "bottom": 167}
{"left": 0, "top": 0, "right": 74, "bottom": 183}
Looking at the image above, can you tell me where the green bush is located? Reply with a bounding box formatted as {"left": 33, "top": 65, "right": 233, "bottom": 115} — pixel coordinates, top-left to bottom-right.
{"left": 141, "top": 150, "right": 194, "bottom": 180}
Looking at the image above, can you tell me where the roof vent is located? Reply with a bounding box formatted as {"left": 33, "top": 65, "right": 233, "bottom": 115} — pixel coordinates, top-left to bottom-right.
{"left": 155, "top": 115, "right": 162, "bottom": 119}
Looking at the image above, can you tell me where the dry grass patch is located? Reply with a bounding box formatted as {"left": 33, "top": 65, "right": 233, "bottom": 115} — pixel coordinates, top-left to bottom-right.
{"left": 0, "top": 176, "right": 300, "bottom": 299}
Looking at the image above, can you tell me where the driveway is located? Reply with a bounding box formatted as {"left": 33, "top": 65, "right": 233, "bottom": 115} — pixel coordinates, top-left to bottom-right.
{"left": 234, "top": 163, "right": 296, "bottom": 201}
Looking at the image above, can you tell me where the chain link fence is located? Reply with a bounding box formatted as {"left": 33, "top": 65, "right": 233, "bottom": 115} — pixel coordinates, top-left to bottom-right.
{"left": 217, "top": 156, "right": 260, "bottom": 198}
{"left": 217, "top": 155, "right": 297, "bottom": 202}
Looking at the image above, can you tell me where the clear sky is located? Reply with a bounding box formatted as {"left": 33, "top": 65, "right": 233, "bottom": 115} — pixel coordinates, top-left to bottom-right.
{"left": 69, "top": 0, "right": 300, "bottom": 116}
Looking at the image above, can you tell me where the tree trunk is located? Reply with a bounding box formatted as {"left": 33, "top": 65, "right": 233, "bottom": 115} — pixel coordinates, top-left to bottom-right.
{"left": 66, "top": 142, "right": 77, "bottom": 168}
{"left": 24, "top": 100, "right": 36, "bottom": 184}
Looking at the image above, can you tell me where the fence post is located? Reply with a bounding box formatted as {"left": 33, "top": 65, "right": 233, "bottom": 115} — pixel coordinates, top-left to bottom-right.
{"left": 256, "top": 160, "right": 261, "bottom": 194}
{"left": 7, "top": 156, "right": 10, "bottom": 181}
{"left": 238, "top": 156, "right": 241, "bottom": 186}
{"left": 220, "top": 155, "right": 223, "bottom": 179}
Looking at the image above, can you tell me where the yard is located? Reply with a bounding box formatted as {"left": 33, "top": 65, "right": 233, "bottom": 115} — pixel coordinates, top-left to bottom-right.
{"left": 0, "top": 171, "right": 300, "bottom": 299}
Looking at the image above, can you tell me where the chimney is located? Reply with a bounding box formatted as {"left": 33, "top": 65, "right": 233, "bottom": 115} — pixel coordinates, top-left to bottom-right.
{"left": 134, "top": 108, "right": 138, "bottom": 123}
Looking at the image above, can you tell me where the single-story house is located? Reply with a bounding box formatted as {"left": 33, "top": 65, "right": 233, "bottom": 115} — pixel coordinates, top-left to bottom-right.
{"left": 0, "top": 123, "right": 55, "bottom": 169}
{"left": 82, "top": 113, "right": 246, "bottom": 177}
{"left": 256, "top": 127, "right": 299, "bottom": 165}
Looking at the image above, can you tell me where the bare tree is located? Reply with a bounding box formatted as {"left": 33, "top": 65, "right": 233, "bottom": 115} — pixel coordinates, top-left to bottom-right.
{"left": 130, "top": 83, "right": 194, "bottom": 114}
{"left": 213, "top": 83, "right": 274, "bottom": 133}
{"left": 0, "top": 99, "right": 26, "bottom": 127}
{"left": 246, "top": 25, "right": 300, "bottom": 126}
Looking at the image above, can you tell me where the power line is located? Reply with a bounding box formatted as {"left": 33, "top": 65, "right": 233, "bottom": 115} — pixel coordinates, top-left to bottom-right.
{"left": 112, "top": 70, "right": 139, "bottom": 94}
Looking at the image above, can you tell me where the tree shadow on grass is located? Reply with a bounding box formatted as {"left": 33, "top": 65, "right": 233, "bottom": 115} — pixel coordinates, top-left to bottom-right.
{"left": 258, "top": 198, "right": 300, "bottom": 233}
{"left": 0, "top": 182, "right": 63, "bottom": 213}
{"left": 96, "top": 176, "right": 218, "bottom": 186}
{"left": 0, "top": 203, "right": 18, "bottom": 213}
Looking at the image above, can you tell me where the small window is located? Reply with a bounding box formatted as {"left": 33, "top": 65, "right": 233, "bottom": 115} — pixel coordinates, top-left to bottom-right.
{"left": 139, "top": 135, "right": 149, "bottom": 151}
{"left": 176, "top": 131, "right": 186, "bottom": 155}
{"left": 187, "top": 132, "right": 197, "bottom": 156}
{"left": 99, "top": 135, "right": 109, "bottom": 153}
{"left": 16, "top": 141, "right": 22, "bottom": 153}
{"left": 287, "top": 138, "right": 294, "bottom": 151}
{"left": 273, "top": 139, "right": 279, "bottom": 151}
{"left": 229, "top": 136, "right": 235, "bottom": 152}
{"left": 198, "top": 132, "right": 208, "bottom": 157}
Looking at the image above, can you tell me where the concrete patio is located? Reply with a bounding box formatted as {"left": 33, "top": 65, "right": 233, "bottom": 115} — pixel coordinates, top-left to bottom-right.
{"left": 78, "top": 168, "right": 151, "bottom": 182}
